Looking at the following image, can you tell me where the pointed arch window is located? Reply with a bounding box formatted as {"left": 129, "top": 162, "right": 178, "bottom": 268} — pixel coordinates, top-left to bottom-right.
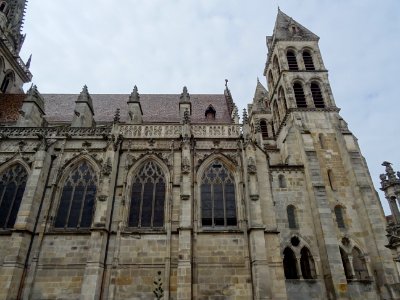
{"left": 0, "top": 72, "right": 13, "bottom": 93}
{"left": 273, "top": 55, "right": 280, "bottom": 74}
{"left": 303, "top": 50, "right": 315, "bottom": 70}
{"left": 352, "top": 247, "right": 369, "bottom": 280}
{"left": 334, "top": 205, "right": 345, "bottom": 228}
{"left": 268, "top": 70, "right": 274, "bottom": 91}
{"left": 286, "top": 50, "right": 298, "bottom": 70}
{"left": 300, "top": 247, "right": 316, "bottom": 279}
{"left": 201, "top": 160, "right": 237, "bottom": 227}
{"left": 293, "top": 83, "right": 307, "bottom": 108}
{"left": 205, "top": 105, "right": 216, "bottom": 120}
{"left": 287, "top": 205, "right": 297, "bottom": 229}
{"left": 273, "top": 101, "right": 280, "bottom": 124}
{"left": 128, "top": 161, "right": 166, "bottom": 228}
{"left": 283, "top": 247, "right": 299, "bottom": 279}
{"left": 54, "top": 161, "right": 97, "bottom": 229}
{"left": 311, "top": 83, "right": 325, "bottom": 108}
{"left": 278, "top": 87, "right": 288, "bottom": 113}
{"left": 0, "top": 164, "right": 28, "bottom": 229}
{"left": 340, "top": 247, "right": 353, "bottom": 280}
{"left": 260, "top": 120, "right": 268, "bottom": 139}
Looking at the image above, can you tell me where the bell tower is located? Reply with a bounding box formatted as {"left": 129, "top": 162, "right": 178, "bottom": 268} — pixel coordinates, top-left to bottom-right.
{"left": 259, "top": 9, "right": 400, "bottom": 299}
{"left": 0, "top": 0, "right": 31, "bottom": 93}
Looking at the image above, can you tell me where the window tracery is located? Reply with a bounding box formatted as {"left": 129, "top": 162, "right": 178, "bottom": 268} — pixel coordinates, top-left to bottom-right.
{"left": 54, "top": 161, "right": 97, "bottom": 229}
{"left": 128, "top": 161, "right": 166, "bottom": 228}
{"left": 0, "top": 164, "right": 27, "bottom": 229}
{"left": 201, "top": 160, "right": 237, "bottom": 227}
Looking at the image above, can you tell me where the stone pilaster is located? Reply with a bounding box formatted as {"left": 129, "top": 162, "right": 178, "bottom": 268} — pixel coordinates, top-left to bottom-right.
{"left": 0, "top": 148, "right": 52, "bottom": 300}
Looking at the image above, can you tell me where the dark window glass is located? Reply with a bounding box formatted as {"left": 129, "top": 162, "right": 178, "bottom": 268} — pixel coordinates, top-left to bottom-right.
{"left": 334, "top": 206, "right": 345, "bottom": 228}
{"left": 55, "top": 161, "right": 97, "bottom": 229}
{"left": 0, "top": 164, "right": 28, "bottom": 229}
{"left": 283, "top": 247, "right": 299, "bottom": 279}
{"left": 0, "top": 73, "right": 12, "bottom": 93}
{"left": 303, "top": 51, "right": 315, "bottom": 70}
{"left": 260, "top": 120, "right": 268, "bottom": 139}
{"left": 311, "top": 83, "right": 325, "bottom": 108}
{"left": 287, "top": 205, "right": 297, "bottom": 229}
{"left": 300, "top": 247, "right": 315, "bottom": 279}
{"left": 340, "top": 247, "right": 353, "bottom": 280}
{"left": 293, "top": 83, "right": 307, "bottom": 108}
{"left": 279, "top": 174, "right": 287, "bottom": 188}
{"left": 286, "top": 51, "right": 298, "bottom": 70}
{"left": 128, "top": 161, "right": 165, "bottom": 228}
{"left": 201, "top": 160, "right": 237, "bottom": 227}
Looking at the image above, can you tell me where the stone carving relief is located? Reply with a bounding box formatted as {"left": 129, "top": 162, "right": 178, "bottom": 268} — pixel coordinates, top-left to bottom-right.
{"left": 181, "top": 157, "right": 191, "bottom": 174}
{"left": 247, "top": 157, "right": 257, "bottom": 174}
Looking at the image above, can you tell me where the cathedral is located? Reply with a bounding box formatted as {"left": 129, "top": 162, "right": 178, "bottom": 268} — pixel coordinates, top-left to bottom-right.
{"left": 0, "top": 1, "right": 399, "bottom": 299}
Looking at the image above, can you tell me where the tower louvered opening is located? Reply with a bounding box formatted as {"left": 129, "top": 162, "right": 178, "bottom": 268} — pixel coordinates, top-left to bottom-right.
{"left": 293, "top": 83, "right": 307, "bottom": 108}
{"left": 260, "top": 120, "right": 268, "bottom": 139}
{"left": 311, "top": 83, "right": 325, "bottom": 108}
{"left": 286, "top": 51, "right": 298, "bottom": 70}
{"left": 303, "top": 51, "right": 315, "bottom": 70}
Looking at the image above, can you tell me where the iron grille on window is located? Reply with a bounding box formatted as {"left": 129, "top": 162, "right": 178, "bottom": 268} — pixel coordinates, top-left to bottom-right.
{"left": 0, "top": 164, "right": 27, "bottom": 229}
{"left": 286, "top": 51, "right": 298, "bottom": 70}
{"left": 201, "top": 160, "right": 237, "bottom": 227}
{"left": 293, "top": 83, "right": 307, "bottom": 108}
{"left": 128, "top": 161, "right": 165, "bottom": 228}
{"left": 311, "top": 83, "right": 325, "bottom": 108}
{"left": 54, "top": 161, "right": 97, "bottom": 229}
{"left": 303, "top": 51, "right": 315, "bottom": 70}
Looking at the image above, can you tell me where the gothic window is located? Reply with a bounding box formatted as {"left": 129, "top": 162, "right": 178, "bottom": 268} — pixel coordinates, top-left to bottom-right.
{"left": 0, "top": 164, "right": 28, "bottom": 229}
{"left": 334, "top": 205, "right": 345, "bottom": 228}
{"left": 278, "top": 87, "right": 288, "bottom": 113}
{"left": 268, "top": 70, "right": 274, "bottom": 90}
{"left": 300, "top": 247, "right": 316, "bottom": 279}
{"left": 279, "top": 174, "right": 287, "bottom": 188}
{"left": 260, "top": 120, "right": 268, "bottom": 139}
{"left": 271, "top": 121, "right": 276, "bottom": 137}
{"left": 293, "top": 83, "right": 307, "bottom": 108}
{"left": 273, "top": 55, "right": 280, "bottom": 74}
{"left": 318, "top": 133, "right": 325, "bottom": 149}
{"left": 287, "top": 205, "right": 297, "bottom": 229}
{"left": 283, "top": 247, "right": 299, "bottom": 279}
{"left": 273, "top": 101, "right": 280, "bottom": 124}
{"left": 311, "top": 83, "right": 325, "bottom": 108}
{"left": 54, "top": 161, "right": 97, "bottom": 229}
{"left": 128, "top": 161, "right": 166, "bottom": 228}
{"left": 328, "top": 169, "right": 336, "bottom": 191}
{"left": 340, "top": 247, "right": 353, "bottom": 280}
{"left": 303, "top": 50, "right": 315, "bottom": 70}
{"left": 0, "top": 72, "right": 13, "bottom": 93}
{"left": 352, "top": 247, "right": 369, "bottom": 280}
{"left": 201, "top": 160, "right": 237, "bottom": 227}
{"left": 0, "top": 2, "right": 7, "bottom": 13}
{"left": 205, "top": 104, "right": 216, "bottom": 120}
{"left": 286, "top": 50, "right": 298, "bottom": 70}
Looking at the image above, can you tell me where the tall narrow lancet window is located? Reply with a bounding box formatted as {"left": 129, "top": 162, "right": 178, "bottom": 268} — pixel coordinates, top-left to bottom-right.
{"left": 283, "top": 247, "right": 299, "bottom": 279}
{"left": 54, "top": 161, "right": 97, "bottom": 229}
{"left": 268, "top": 70, "right": 274, "bottom": 91}
{"left": 300, "top": 247, "right": 316, "bottom": 279}
{"left": 334, "top": 205, "right": 345, "bottom": 229}
{"left": 287, "top": 205, "right": 297, "bottom": 229}
{"left": 311, "top": 83, "right": 325, "bottom": 108}
{"left": 0, "top": 72, "right": 13, "bottom": 93}
{"left": 340, "top": 247, "right": 353, "bottom": 280}
{"left": 286, "top": 50, "right": 298, "bottom": 70}
{"left": 201, "top": 160, "right": 237, "bottom": 227}
{"left": 128, "top": 161, "right": 166, "bottom": 228}
{"left": 0, "top": 164, "right": 28, "bottom": 229}
{"left": 260, "top": 120, "right": 268, "bottom": 139}
{"left": 293, "top": 83, "right": 307, "bottom": 108}
{"left": 303, "top": 50, "right": 315, "bottom": 70}
{"left": 273, "top": 55, "right": 280, "bottom": 74}
{"left": 273, "top": 102, "right": 281, "bottom": 124}
{"left": 278, "top": 87, "right": 288, "bottom": 113}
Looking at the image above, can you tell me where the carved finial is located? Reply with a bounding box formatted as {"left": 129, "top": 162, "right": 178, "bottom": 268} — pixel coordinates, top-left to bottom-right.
{"left": 82, "top": 85, "right": 89, "bottom": 95}
{"left": 180, "top": 86, "right": 190, "bottom": 102}
{"left": 382, "top": 161, "right": 398, "bottom": 183}
{"left": 129, "top": 85, "right": 140, "bottom": 102}
{"left": 26, "top": 54, "right": 32, "bottom": 69}
{"left": 242, "top": 109, "right": 248, "bottom": 124}
{"left": 114, "top": 108, "right": 121, "bottom": 123}
{"left": 225, "top": 79, "right": 229, "bottom": 88}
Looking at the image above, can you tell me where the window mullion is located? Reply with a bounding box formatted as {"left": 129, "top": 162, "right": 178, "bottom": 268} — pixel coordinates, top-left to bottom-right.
{"left": 138, "top": 180, "right": 144, "bottom": 227}
{"left": 4, "top": 183, "right": 19, "bottom": 228}
{"left": 77, "top": 184, "right": 88, "bottom": 228}
{"left": 222, "top": 182, "right": 226, "bottom": 227}
{"left": 0, "top": 182, "right": 7, "bottom": 210}
{"left": 211, "top": 183, "right": 215, "bottom": 227}
{"left": 151, "top": 180, "right": 156, "bottom": 228}
{"left": 65, "top": 185, "right": 76, "bottom": 228}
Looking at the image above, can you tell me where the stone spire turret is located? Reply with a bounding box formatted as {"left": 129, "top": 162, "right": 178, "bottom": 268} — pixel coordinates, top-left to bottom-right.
{"left": 127, "top": 85, "right": 143, "bottom": 124}
{"left": 179, "top": 86, "right": 191, "bottom": 123}
{"left": 71, "top": 85, "right": 95, "bottom": 127}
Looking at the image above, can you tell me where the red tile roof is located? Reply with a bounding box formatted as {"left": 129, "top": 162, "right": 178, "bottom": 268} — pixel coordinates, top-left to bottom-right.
{"left": 0, "top": 93, "right": 232, "bottom": 124}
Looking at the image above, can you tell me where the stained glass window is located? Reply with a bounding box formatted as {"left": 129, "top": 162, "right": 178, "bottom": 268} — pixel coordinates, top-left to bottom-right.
{"left": 0, "top": 164, "right": 27, "bottom": 229}
{"left": 54, "top": 161, "right": 97, "bottom": 229}
{"left": 201, "top": 160, "right": 237, "bottom": 227}
{"left": 128, "top": 161, "right": 166, "bottom": 228}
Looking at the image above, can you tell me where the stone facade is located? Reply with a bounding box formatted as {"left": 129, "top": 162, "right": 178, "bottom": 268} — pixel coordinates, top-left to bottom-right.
{"left": 0, "top": 6, "right": 399, "bottom": 300}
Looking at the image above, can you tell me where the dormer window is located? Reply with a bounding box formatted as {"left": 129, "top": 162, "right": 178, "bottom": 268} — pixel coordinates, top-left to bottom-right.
{"left": 205, "top": 104, "right": 216, "bottom": 120}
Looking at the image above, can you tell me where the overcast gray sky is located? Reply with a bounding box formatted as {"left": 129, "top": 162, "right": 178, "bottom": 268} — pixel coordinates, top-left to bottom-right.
{"left": 19, "top": 0, "right": 400, "bottom": 214}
